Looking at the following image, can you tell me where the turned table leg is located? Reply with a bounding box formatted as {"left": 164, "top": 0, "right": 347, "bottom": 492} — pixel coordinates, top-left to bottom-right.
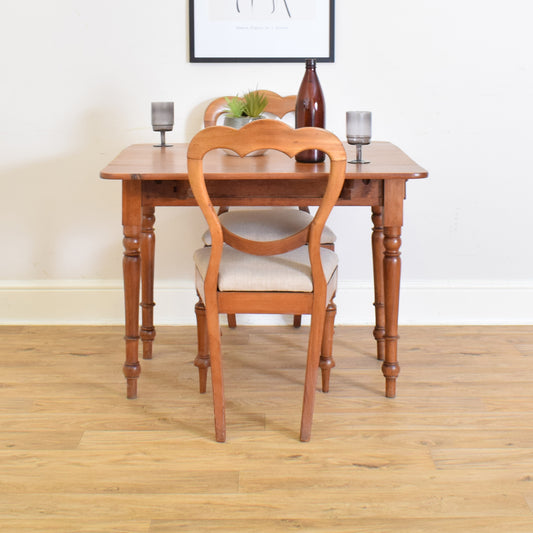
{"left": 141, "top": 206, "right": 156, "bottom": 359}
{"left": 382, "top": 225, "right": 401, "bottom": 398}
{"left": 371, "top": 206, "right": 385, "bottom": 361}
{"left": 122, "top": 181, "right": 142, "bottom": 399}
{"left": 381, "top": 179, "right": 405, "bottom": 399}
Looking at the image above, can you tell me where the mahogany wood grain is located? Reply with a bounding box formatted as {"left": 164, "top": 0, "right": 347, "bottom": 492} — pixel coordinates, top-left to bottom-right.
{"left": 121, "top": 181, "right": 142, "bottom": 399}
{"left": 100, "top": 136, "right": 428, "bottom": 410}
{"left": 382, "top": 179, "right": 406, "bottom": 398}
{"left": 100, "top": 141, "right": 426, "bottom": 182}
{"left": 371, "top": 206, "right": 385, "bottom": 361}
{"left": 319, "top": 302, "right": 337, "bottom": 393}
{"left": 140, "top": 178, "right": 382, "bottom": 207}
{"left": 226, "top": 313, "right": 237, "bottom": 329}
{"left": 194, "top": 300, "right": 210, "bottom": 394}
{"left": 187, "top": 120, "right": 346, "bottom": 442}
{"left": 140, "top": 206, "right": 156, "bottom": 359}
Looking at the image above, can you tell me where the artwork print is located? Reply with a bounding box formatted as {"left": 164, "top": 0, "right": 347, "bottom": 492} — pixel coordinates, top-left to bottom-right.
{"left": 189, "top": 0, "right": 334, "bottom": 62}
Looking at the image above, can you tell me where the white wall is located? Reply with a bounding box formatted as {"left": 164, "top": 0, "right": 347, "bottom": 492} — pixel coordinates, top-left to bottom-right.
{"left": 1, "top": 0, "right": 532, "bottom": 325}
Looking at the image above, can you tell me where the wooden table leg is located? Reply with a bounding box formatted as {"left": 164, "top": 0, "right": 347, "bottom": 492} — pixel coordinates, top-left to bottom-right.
{"left": 122, "top": 181, "right": 142, "bottom": 399}
{"left": 371, "top": 206, "right": 385, "bottom": 361}
{"left": 141, "top": 206, "right": 156, "bottom": 359}
{"left": 381, "top": 180, "right": 405, "bottom": 398}
{"left": 383, "top": 225, "right": 401, "bottom": 398}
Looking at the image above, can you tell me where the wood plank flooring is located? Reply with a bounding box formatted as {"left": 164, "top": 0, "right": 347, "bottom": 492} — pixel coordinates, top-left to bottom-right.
{"left": 1, "top": 325, "right": 533, "bottom": 532}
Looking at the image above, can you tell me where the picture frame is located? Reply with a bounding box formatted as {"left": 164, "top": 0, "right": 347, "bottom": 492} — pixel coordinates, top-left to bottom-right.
{"left": 189, "top": 0, "right": 335, "bottom": 63}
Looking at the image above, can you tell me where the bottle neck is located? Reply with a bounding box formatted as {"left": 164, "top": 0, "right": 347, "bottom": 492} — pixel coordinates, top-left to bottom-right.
{"left": 305, "top": 59, "right": 316, "bottom": 71}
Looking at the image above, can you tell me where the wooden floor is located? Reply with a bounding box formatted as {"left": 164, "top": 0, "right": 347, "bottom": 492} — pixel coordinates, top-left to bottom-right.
{"left": 1, "top": 325, "right": 533, "bottom": 532}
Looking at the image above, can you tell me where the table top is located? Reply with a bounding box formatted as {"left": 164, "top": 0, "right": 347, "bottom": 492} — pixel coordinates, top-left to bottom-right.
{"left": 100, "top": 141, "right": 428, "bottom": 181}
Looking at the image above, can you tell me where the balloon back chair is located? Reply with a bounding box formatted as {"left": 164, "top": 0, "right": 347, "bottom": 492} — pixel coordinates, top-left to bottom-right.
{"left": 187, "top": 119, "right": 346, "bottom": 442}
{"left": 203, "top": 89, "right": 297, "bottom": 127}
{"left": 203, "top": 90, "right": 337, "bottom": 329}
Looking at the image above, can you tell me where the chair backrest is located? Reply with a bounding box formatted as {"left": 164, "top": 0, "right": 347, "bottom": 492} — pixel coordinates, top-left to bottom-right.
{"left": 203, "top": 90, "right": 297, "bottom": 127}
{"left": 187, "top": 119, "right": 346, "bottom": 295}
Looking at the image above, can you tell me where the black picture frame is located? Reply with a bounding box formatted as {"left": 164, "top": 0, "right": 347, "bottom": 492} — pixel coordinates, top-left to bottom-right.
{"left": 189, "top": 0, "right": 335, "bottom": 63}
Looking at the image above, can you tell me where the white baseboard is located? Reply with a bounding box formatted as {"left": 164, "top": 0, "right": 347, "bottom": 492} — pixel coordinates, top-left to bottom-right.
{"left": 1, "top": 279, "right": 532, "bottom": 325}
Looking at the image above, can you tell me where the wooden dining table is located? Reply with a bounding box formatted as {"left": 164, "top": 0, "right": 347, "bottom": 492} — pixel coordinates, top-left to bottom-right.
{"left": 100, "top": 141, "right": 428, "bottom": 401}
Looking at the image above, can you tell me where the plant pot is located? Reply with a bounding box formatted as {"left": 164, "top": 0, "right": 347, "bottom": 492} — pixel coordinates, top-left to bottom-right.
{"left": 223, "top": 115, "right": 257, "bottom": 129}
{"left": 222, "top": 115, "right": 266, "bottom": 156}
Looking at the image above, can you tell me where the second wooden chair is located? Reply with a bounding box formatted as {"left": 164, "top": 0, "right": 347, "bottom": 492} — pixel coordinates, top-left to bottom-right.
{"left": 203, "top": 90, "right": 337, "bottom": 328}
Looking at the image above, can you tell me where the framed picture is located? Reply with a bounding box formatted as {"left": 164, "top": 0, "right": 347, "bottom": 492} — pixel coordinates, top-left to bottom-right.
{"left": 189, "top": 0, "right": 335, "bottom": 63}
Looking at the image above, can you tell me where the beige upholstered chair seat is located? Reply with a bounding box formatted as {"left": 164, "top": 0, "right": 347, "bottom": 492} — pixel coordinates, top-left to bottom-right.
{"left": 202, "top": 208, "right": 336, "bottom": 246}
{"left": 194, "top": 245, "right": 338, "bottom": 292}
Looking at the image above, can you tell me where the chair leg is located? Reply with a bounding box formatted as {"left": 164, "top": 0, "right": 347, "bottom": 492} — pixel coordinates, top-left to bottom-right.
{"left": 205, "top": 306, "right": 226, "bottom": 443}
{"left": 219, "top": 208, "right": 236, "bottom": 329}
{"left": 300, "top": 306, "right": 327, "bottom": 442}
{"left": 293, "top": 314, "right": 302, "bottom": 328}
{"left": 194, "top": 300, "right": 210, "bottom": 393}
{"left": 227, "top": 313, "right": 237, "bottom": 328}
{"left": 319, "top": 302, "right": 336, "bottom": 393}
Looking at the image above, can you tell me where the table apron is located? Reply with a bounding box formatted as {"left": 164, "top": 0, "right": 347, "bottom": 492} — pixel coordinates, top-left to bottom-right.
{"left": 141, "top": 178, "right": 383, "bottom": 207}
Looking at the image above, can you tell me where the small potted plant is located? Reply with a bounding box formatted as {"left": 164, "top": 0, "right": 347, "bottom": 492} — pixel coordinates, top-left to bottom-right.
{"left": 223, "top": 90, "right": 269, "bottom": 129}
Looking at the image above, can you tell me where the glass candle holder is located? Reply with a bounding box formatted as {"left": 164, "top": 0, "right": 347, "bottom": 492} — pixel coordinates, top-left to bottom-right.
{"left": 151, "top": 102, "right": 174, "bottom": 147}
{"left": 346, "top": 111, "right": 371, "bottom": 164}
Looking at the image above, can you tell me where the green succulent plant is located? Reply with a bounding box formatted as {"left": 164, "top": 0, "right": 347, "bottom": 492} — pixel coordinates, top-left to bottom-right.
{"left": 242, "top": 90, "right": 268, "bottom": 117}
{"left": 224, "top": 90, "right": 268, "bottom": 118}
{"left": 224, "top": 96, "right": 246, "bottom": 118}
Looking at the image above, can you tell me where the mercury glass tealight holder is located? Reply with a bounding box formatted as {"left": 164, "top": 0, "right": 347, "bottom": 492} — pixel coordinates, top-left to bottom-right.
{"left": 346, "top": 111, "right": 372, "bottom": 164}
{"left": 151, "top": 102, "right": 174, "bottom": 147}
